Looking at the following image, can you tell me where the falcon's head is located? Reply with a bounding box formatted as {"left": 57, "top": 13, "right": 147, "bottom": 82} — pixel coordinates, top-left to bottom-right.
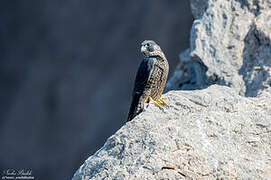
{"left": 141, "top": 40, "right": 165, "bottom": 59}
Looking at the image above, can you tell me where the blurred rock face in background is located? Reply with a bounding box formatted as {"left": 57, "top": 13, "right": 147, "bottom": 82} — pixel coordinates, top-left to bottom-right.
{"left": 0, "top": 1, "right": 192, "bottom": 179}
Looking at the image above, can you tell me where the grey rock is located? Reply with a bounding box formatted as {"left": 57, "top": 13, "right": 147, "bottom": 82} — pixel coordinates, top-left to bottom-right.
{"left": 72, "top": 85, "right": 271, "bottom": 179}
{"left": 166, "top": 49, "right": 207, "bottom": 91}
{"left": 168, "top": 0, "right": 271, "bottom": 97}
{"left": 72, "top": 0, "right": 271, "bottom": 179}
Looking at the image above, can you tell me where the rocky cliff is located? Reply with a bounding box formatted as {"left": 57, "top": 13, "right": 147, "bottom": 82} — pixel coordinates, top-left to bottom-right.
{"left": 73, "top": 85, "right": 271, "bottom": 179}
{"left": 72, "top": 0, "right": 271, "bottom": 179}
{"left": 167, "top": 0, "right": 271, "bottom": 97}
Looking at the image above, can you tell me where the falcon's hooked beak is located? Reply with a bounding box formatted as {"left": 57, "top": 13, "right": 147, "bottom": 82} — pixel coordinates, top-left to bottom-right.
{"left": 141, "top": 45, "right": 147, "bottom": 54}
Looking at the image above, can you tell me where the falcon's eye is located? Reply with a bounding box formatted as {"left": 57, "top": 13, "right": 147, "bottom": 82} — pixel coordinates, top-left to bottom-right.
{"left": 148, "top": 45, "right": 154, "bottom": 52}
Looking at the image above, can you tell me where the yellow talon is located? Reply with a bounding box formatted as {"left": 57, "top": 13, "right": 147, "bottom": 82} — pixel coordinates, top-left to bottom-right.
{"left": 148, "top": 97, "right": 163, "bottom": 109}
{"left": 148, "top": 96, "right": 169, "bottom": 109}
{"left": 159, "top": 97, "right": 169, "bottom": 107}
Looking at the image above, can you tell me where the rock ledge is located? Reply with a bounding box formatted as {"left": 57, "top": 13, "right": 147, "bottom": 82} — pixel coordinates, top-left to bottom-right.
{"left": 73, "top": 85, "right": 271, "bottom": 180}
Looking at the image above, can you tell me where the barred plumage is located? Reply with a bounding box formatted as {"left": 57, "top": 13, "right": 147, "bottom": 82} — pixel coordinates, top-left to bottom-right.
{"left": 127, "top": 40, "right": 169, "bottom": 122}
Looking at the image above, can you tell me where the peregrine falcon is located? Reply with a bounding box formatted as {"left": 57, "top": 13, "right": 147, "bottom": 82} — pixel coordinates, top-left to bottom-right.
{"left": 127, "top": 40, "right": 169, "bottom": 122}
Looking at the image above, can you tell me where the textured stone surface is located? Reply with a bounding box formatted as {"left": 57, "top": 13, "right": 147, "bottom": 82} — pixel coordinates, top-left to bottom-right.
{"left": 72, "top": 0, "right": 271, "bottom": 179}
{"left": 73, "top": 85, "right": 271, "bottom": 179}
{"left": 167, "top": 0, "right": 271, "bottom": 97}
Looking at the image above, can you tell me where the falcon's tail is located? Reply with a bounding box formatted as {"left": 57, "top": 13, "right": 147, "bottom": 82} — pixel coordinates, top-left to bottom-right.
{"left": 127, "top": 94, "right": 144, "bottom": 122}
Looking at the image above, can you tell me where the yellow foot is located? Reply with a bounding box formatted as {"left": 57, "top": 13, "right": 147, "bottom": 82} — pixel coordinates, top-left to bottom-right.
{"left": 148, "top": 97, "right": 163, "bottom": 109}
{"left": 159, "top": 96, "right": 169, "bottom": 107}
{"left": 148, "top": 96, "right": 169, "bottom": 109}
